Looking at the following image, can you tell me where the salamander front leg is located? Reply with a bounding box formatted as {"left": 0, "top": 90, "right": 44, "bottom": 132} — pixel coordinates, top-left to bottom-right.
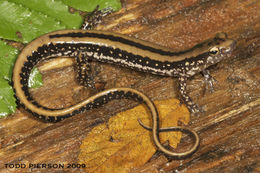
{"left": 76, "top": 52, "right": 96, "bottom": 89}
{"left": 178, "top": 76, "right": 201, "bottom": 114}
{"left": 202, "top": 69, "right": 218, "bottom": 93}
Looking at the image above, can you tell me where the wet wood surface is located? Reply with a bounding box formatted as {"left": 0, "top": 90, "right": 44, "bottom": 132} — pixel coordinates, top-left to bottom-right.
{"left": 0, "top": 0, "right": 259, "bottom": 172}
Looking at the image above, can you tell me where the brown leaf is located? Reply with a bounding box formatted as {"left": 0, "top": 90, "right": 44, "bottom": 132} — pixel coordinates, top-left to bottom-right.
{"left": 78, "top": 99, "right": 190, "bottom": 173}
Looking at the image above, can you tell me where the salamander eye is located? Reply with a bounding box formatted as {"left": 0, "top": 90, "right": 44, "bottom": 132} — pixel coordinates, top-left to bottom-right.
{"left": 209, "top": 47, "right": 220, "bottom": 56}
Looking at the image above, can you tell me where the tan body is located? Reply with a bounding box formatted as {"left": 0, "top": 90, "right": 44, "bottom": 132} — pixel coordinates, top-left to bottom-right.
{"left": 12, "top": 30, "right": 235, "bottom": 157}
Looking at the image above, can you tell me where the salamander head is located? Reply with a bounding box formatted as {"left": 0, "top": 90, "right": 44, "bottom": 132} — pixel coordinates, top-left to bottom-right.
{"left": 208, "top": 32, "right": 236, "bottom": 60}
{"left": 183, "top": 33, "right": 236, "bottom": 77}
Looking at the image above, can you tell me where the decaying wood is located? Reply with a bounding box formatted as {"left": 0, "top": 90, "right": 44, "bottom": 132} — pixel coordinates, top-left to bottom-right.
{"left": 0, "top": 0, "right": 259, "bottom": 172}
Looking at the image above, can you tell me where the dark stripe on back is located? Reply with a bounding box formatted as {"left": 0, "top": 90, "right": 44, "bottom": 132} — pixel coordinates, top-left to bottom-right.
{"left": 49, "top": 32, "right": 205, "bottom": 56}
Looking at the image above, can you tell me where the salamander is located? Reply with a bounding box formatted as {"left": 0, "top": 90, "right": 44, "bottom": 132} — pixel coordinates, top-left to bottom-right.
{"left": 11, "top": 29, "right": 236, "bottom": 157}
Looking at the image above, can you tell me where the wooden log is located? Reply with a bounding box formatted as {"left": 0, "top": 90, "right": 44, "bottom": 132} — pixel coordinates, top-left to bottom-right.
{"left": 0, "top": 0, "right": 259, "bottom": 172}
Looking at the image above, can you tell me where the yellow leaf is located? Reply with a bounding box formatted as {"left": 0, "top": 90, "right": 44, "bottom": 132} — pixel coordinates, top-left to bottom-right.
{"left": 78, "top": 99, "right": 190, "bottom": 173}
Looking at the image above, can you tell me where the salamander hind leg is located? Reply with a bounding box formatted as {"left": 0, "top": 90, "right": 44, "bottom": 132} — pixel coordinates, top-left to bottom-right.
{"left": 81, "top": 5, "right": 114, "bottom": 30}
{"left": 76, "top": 52, "right": 96, "bottom": 89}
{"left": 78, "top": 6, "right": 114, "bottom": 88}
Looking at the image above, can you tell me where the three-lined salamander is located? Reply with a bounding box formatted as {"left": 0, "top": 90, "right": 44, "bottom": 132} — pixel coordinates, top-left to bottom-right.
{"left": 12, "top": 29, "right": 236, "bottom": 157}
